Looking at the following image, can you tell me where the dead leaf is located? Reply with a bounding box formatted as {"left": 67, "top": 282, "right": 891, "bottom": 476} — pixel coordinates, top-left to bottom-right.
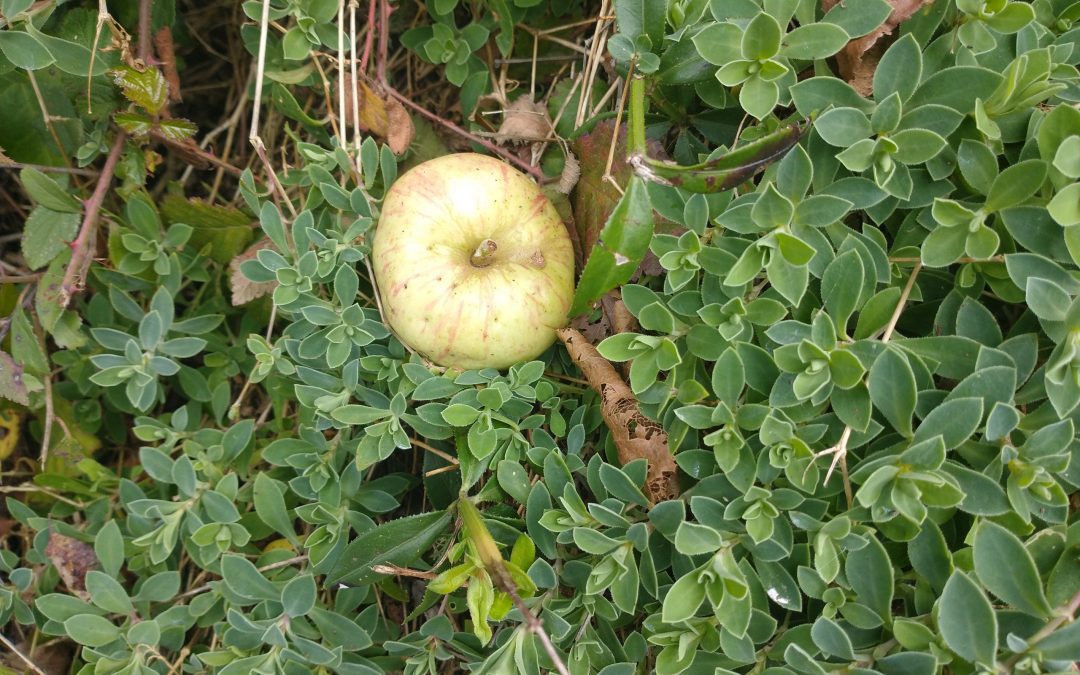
{"left": 825, "top": 0, "right": 937, "bottom": 95}
{"left": 496, "top": 96, "right": 552, "bottom": 144}
{"left": 230, "top": 239, "right": 277, "bottom": 306}
{"left": 346, "top": 76, "right": 415, "bottom": 155}
{"left": 45, "top": 532, "right": 97, "bottom": 598}
{"left": 557, "top": 327, "right": 679, "bottom": 503}
{"left": 570, "top": 120, "right": 671, "bottom": 256}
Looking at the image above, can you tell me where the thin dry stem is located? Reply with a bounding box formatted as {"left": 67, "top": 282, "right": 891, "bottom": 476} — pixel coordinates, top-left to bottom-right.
{"left": 0, "top": 632, "right": 47, "bottom": 675}
{"left": 815, "top": 262, "right": 924, "bottom": 506}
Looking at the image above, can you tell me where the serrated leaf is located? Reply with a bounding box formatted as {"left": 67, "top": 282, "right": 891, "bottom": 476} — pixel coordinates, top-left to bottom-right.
{"left": 328, "top": 510, "right": 452, "bottom": 584}
{"left": 20, "top": 168, "right": 82, "bottom": 213}
{"left": 110, "top": 66, "right": 169, "bottom": 116}
{"left": 22, "top": 207, "right": 80, "bottom": 270}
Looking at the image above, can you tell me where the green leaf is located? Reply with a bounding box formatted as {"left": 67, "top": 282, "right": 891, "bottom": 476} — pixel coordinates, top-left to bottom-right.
{"left": 821, "top": 0, "right": 891, "bottom": 38}
{"left": 874, "top": 34, "right": 921, "bottom": 102}
{"left": 791, "top": 77, "right": 874, "bottom": 117}
{"left": 614, "top": 0, "right": 666, "bottom": 52}
{"left": 891, "top": 129, "right": 946, "bottom": 165}
{"left": 1048, "top": 183, "right": 1080, "bottom": 227}
{"left": 921, "top": 221, "right": 970, "bottom": 268}
{"left": 22, "top": 207, "right": 80, "bottom": 270}
{"left": 661, "top": 569, "right": 706, "bottom": 623}
{"left": 693, "top": 22, "right": 743, "bottom": 66}
{"left": 779, "top": 23, "right": 848, "bottom": 60}
{"left": 909, "top": 66, "right": 1002, "bottom": 113}
{"left": 85, "top": 570, "right": 133, "bottom": 614}
{"left": 253, "top": 474, "right": 300, "bottom": 547}
{"left": 25, "top": 22, "right": 111, "bottom": 76}
{"left": 822, "top": 250, "right": 864, "bottom": 334}
{"left": 938, "top": 571, "right": 998, "bottom": 666}
{"left": 569, "top": 176, "right": 654, "bottom": 317}
{"left": 63, "top": 614, "right": 120, "bottom": 647}
{"left": 109, "top": 65, "right": 169, "bottom": 116}
{"left": 281, "top": 574, "right": 317, "bottom": 617}
{"left": 868, "top": 348, "right": 916, "bottom": 437}
{"left": 984, "top": 160, "right": 1047, "bottom": 213}
{"left": 220, "top": 554, "right": 280, "bottom": 601}
{"left": 845, "top": 535, "right": 894, "bottom": 622}
{"left": 741, "top": 12, "right": 782, "bottom": 60}
{"left": 94, "top": 521, "right": 124, "bottom": 578}
{"left": 973, "top": 521, "right": 1053, "bottom": 618}
{"left": 20, "top": 168, "right": 82, "bottom": 213}
{"left": 911, "top": 397, "right": 982, "bottom": 449}
{"left": 815, "top": 108, "right": 872, "bottom": 147}
{"left": 811, "top": 616, "right": 856, "bottom": 660}
{"left": 0, "top": 30, "right": 54, "bottom": 70}
{"left": 329, "top": 510, "right": 452, "bottom": 584}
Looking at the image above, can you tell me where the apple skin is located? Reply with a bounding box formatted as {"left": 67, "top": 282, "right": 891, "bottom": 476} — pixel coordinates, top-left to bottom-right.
{"left": 372, "top": 153, "right": 575, "bottom": 370}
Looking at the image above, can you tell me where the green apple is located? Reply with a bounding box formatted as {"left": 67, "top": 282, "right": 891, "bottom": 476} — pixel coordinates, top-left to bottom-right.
{"left": 372, "top": 153, "right": 574, "bottom": 369}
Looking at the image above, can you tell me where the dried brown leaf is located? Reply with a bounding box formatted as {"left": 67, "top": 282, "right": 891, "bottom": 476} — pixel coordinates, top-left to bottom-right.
{"left": 826, "top": 0, "right": 937, "bottom": 95}
{"left": 347, "top": 76, "right": 415, "bottom": 155}
{"left": 557, "top": 328, "right": 679, "bottom": 503}
{"left": 45, "top": 533, "right": 97, "bottom": 598}
{"left": 496, "top": 96, "right": 552, "bottom": 144}
{"left": 230, "top": 239, "right": 277, "bottom": 306}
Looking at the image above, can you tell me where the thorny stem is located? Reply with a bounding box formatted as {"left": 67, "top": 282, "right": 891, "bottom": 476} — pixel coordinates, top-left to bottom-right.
{"left": 60, "top": 131, "right": 127, "bottom": 308}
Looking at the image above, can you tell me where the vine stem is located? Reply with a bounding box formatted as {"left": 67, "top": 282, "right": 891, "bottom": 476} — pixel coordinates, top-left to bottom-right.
{"left": 59, "top": 131, "right": 127, "bottom": 308}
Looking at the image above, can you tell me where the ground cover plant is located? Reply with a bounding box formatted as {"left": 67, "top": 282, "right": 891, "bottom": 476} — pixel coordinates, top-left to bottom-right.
{"left": 1, "top": 0, "right": 1080, "bottom": 673}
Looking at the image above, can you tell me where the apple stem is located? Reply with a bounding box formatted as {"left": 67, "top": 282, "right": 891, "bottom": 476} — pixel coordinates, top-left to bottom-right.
{"left": 471, "top": 239, "right": 498, "bottom": 267}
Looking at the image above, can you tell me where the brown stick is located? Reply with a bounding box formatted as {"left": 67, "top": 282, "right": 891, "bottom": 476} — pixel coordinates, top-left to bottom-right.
{"left": 556, "top": 327, "right": 678, "bottom": 503}
{"left": 60, "top": 132, "right": 127, "bottom": 308}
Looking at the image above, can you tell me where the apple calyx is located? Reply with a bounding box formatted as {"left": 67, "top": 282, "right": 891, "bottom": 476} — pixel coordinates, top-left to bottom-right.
{"left": 471, "top": 239, "right": 498, "bottom": 268}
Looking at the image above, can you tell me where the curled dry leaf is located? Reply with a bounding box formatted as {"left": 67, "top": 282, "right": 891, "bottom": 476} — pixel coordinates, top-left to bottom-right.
{"left": 825, "top": 0, "right": 937, "bottom": 95}
{"left": 495, "top": 96, "right": 552, "bottom": 144}
{"left": 45, "top": 533, "right": 97, "bottom": 599}
{"left": 557, "top": 327, "right": 679, "bottom": 503}
{"left": 230, "top": 239, "right": 277, "bottom": 306}
{"left": 345, "top": 76, "right": 415, "bottom": 155}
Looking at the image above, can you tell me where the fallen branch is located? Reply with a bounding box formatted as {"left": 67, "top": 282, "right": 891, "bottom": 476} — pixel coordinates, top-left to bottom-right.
{"left": 556, "top": 327, "right": 679, "bottom": 503}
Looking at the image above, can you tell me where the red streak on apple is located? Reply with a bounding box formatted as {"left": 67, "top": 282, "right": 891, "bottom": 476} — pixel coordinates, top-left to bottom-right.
{"left": 372, "top": 153, "right": 575, "bottom": 369}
